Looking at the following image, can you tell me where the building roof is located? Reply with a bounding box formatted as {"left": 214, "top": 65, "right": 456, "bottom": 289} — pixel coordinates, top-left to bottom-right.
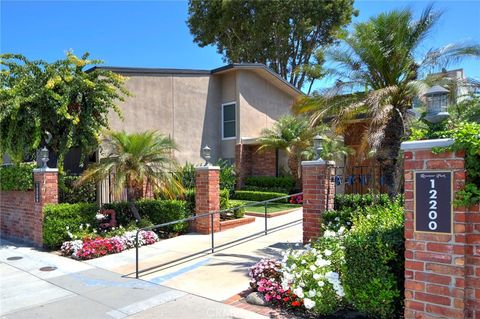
{"left": 87, "top": 63, "right": 304, "bottom": 96}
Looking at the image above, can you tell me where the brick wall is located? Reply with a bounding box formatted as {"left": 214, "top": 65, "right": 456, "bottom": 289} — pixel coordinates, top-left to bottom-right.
{"left": 402, "top": 140, "right": 479, "bottom": 319}
{"left": 301, "top": 160, "right": 335, "bottom": 244}
{"left": 0, "top": 191, "right": 35, "bottom": 243}
{"left": 0, "top": 169, "right": 58, "bottom": 246}
{"left": 235, "top": 144, "right": 276, "bottom": 188}
{"left": 194, "top": 166, "right": 220, "bottom": 234}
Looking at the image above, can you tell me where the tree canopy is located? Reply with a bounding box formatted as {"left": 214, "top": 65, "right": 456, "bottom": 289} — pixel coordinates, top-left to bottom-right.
{"left": 0, "top": 52, "right": 130, "bottom": 165}
{"left": 187, "top": 0, "right": 357, "bottom": 90}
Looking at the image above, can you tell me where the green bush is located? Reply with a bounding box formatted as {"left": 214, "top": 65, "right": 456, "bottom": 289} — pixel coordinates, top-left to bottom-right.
{"left": 323, "top": 194, "right": 392, "bottom": 231}
{"left": 232, "top": 190, "right": 288, "bottom": 203}
{"left": 228, "top": 200, "right": 246, "bottom": 218}
{"left": 342, "top": 199, "right": 404, "bottom": 319}
{"left": 0, "top": 162, "right": 35, "bottom": 191}
{"left": 59, "top": 174, "right": 96, "bottom": 203}
{"left": 182, "top": 188, "right": 230, "bottom": 214}
{"left": 243, "top": 175, "right": 295, "bottom": 193}
{"left": 135, "top": 199, "right": 188, "bottom": 234}
{"left": 177, "top": 161, "right": 236, "bottom": 193}
{"left": 43, "top": 203, "right": 99, "bottom": 248}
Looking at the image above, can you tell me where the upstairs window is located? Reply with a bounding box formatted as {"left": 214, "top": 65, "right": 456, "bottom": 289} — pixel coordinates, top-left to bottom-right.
{"left": 222, "top": 102, "right": 236, "bottom": 139}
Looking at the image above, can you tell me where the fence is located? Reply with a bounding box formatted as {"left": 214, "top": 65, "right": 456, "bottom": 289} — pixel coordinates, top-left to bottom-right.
{"left": 332, "top": 165, "right": 387, "bottom": 194}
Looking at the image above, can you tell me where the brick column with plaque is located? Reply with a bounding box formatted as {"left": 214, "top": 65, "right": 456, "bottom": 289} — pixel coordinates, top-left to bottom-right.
{"left": 401, "top": 138, "right": 479, "bottom": 319}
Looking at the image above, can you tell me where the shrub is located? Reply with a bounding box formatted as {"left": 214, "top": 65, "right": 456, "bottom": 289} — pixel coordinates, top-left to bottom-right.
{"left": 0, "top": 162, "right": 35, "bottom": 191}
{"left": 283, "top": 233, "right": 346, "bottom": 315}
{"left": 233, "top": 190, "right": 288, "bottom": 203}
{"left": 226, "top": 200, "right": 246, "bottom": 219}
{"left": 323, "top": 193, "right": 392, "bottom": 231}
{"left": 177, "top": 160, "right": 236, "bottom": 193}
{"left": 342, "top": 198, "right": 404, "bottom": 319}
{"left": 243, "top": 175, "right": 295, "bottom": 193}
{"left": 179, "top": 163, "right": 196, "bottom": 189}
{"left": 59, "top": 174, "right": 96, "bottom": 203}
{"left": 182, "top": 188, "right": 230, "bottom": 214}
{"left": 43, "top": 203, "right": 98, "bottom": 248}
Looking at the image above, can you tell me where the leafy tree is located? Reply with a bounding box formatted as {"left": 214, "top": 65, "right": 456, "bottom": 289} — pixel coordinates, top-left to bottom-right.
{"left": 294, "top": 5, "right": 480, "bottom": 196}
{"left": 77, "top": 131, "right": 183, "bottom": 220}
{"left": 0, "top": 52, "right": 130, "bottom": 166}
{"left": 187, "top": 0, "right": 357, "bottom": 90}
{"left": 257, "top": 115, "right": 322, "bottom": 185}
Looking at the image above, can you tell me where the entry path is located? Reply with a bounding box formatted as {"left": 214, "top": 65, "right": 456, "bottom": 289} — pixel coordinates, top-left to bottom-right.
{"left": 85, "top": 209, "right": 303, "bottom": 301}
{"left": 0, "top": 239, "right": 266, "bottom": 319}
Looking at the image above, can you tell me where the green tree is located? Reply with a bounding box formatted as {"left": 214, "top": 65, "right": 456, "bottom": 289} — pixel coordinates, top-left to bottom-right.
{"left": 187, "top": 0, "right": 356, "bottom": 90}
{"left": 294, "top": 5, "right": 480, "bottom": 196}
{"left": 0, "top": 52, "right": 130, "bottom": 166}
{"left": 257, "top": 115, "right": 322, "bottom": 185}
{"left": 77, "top": 131, "right": 183, "bottom": 220}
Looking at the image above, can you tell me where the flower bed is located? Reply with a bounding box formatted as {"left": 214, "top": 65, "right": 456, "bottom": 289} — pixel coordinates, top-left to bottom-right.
{"left": 61, "top": 230, "right": 159, "bottom": 260}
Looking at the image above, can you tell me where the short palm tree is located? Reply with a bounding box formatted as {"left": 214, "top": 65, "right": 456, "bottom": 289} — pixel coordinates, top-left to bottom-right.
{"left": 257, "top": 115, "right": 323, "bottom": 185}
{"left": 77, "top": 130, "right": 182, "bottom": 220}
{"left": 294, "top": 5, "right": 480, "bottom": 196}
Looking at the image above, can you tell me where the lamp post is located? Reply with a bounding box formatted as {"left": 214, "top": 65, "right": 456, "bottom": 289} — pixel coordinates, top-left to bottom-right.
{"left": 313, "top": 135, "right": 324, "bottom": 161}
{"left": 202, "top": 145, "right": 212, "bottom": 166}
{"left": 39, "top": 146, "right": 49, "bottom": 169}
{"left": 424, "top": 85, "right": 450, "bottom": 123}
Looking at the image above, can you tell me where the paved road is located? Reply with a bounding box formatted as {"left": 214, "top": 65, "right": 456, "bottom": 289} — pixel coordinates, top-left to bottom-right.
{"left": 0, "top": 239, "right": 265, "bottom": 319}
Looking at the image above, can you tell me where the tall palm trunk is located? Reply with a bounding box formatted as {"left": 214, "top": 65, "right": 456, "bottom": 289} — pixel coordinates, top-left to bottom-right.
{"left": 288, "top": 155, "right": 301, "bottom": 188}
{"left": 377, "top": 110, "right": 404, "bottom": 197}
{"left": 126, "top": 181, "right": 142, "bottom": 222}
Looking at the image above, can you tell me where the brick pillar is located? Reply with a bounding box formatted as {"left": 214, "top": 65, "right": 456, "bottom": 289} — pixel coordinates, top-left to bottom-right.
{"left": 194, "top": 165, "right": 220, "bottom": 234}
{"left": 33, "top": 168, "right": 58, "bottom": 247}
{"left": 401, "top": 138, "right": 478, "bottom": 319}
{"left": 301, "top": 160, "right": 335, "bottom": 244}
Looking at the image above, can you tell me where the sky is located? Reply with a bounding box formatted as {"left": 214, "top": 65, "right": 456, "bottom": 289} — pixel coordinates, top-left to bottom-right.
{"left": 2, "top": 0, "right": 480, "bottom": 92}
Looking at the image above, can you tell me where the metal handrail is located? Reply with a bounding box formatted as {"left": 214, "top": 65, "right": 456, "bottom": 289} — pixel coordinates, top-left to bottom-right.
{"left": 134, "top": 191, "right": 303, "bottom": 278}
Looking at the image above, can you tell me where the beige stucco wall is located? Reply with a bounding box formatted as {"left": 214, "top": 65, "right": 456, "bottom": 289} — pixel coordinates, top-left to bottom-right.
{"left": 219, "top": 72, "right": 237, "bottom": 160}
{"left": 236, "top": 70, "right": 294, "bottom": 139}
{"left": 108, "top": 73, "right": 221, "bottom": 165}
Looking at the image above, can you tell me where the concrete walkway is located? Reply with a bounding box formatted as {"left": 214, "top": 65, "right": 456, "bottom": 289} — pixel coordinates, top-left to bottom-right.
{"left": 0, "top": 239, "right": 266, "bottom": 319}
{"left": 85, "top": 210, "right": 303, "bottom": 301}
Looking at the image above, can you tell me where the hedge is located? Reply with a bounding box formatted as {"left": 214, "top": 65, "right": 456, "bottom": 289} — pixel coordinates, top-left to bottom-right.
{"left": 43, "top": 203, "right": 99, "bottom": 249}
{"left": 182, "top": 188, "right": 230, "bottom": 213}
{"left": 44, "top": 199, "right": 189, "bottom": 248}
{"left": 232, "top": 190, "right": 288, "bottom": 203}
{"left": 0, "top": 162, "right": 35, "bottom": 191}
{"left": 342, "top": 199, "right": 404, "bottom": 319}
{"left": 243, "top": 176, "right": 295, "bottom": 193}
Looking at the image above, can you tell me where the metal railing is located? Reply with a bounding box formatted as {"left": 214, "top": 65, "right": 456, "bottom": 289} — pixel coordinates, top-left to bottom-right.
{"left": 134, "top": 192, "right": 303, "bottom": 278}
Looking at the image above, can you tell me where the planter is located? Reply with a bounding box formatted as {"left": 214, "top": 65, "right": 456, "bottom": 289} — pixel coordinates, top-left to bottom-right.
{"left": 220, "top": 216, "right": 255, "bottom": 231}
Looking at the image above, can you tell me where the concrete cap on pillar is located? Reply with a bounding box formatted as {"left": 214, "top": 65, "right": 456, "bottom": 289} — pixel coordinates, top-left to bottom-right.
{"left": 301, "top": 160, "right": 335, "bottom": 166}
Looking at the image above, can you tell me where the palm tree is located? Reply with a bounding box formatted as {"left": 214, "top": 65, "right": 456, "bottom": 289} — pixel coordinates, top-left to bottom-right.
{"left": 257, "top": 115, "right": 323, "bottom": 185}
{"left": 302, "top": 134, "right": 355, "bottom": 162}
{"left": 294, "top": 5, "right": 480, "bottom": 196}
{"left": 77, "top": 130, "right": 183, "bottom": 220}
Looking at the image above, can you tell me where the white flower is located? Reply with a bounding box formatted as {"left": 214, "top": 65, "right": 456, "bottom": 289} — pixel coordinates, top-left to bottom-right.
{"left": 308, "top": 289, "right": 316, "bottom": 298}
{"left": 323, "top": 249, "right": 332, "bottom": 256}
{"left": 324, "top": 230, "right": 336, "bottom": 238}
{"left": 301, "top": 260, "right": 306, "bottom": 264}
{"left": 318, "top": 281, "right": 325, "bottom": 287}
{"left": 79, "top": 224, "right": 83, "bottom": 230}
{"left": 305, "top": 243, "right": 311, "bottom": 250}
{"left": 309, "top": 265, "right": 317, "bottom": 272}
{"left": 290, "top": 263, "right": 297, "bottom": 270}
{"left": 65, "top": 225, "right": 69, "bottom": 230}
{"left": 299, "top": 281, "right": 305, "bottom": 287}
{"left": 335, "top": 217, "right": 340, "bottom": 221}
{"left": 293, "top": 287, "right": 304, "bottom": 298}
{"left": 338, "top": 227, "right": 346, "bottom": 235}
{"left": 303, "top": 298, "right": 315, "bottom": 310}
{"left": 315, "top": 258, "right": 331, "bottom": 267}
{"left": 313, "top": 273, "right": 321, "bottom": 280}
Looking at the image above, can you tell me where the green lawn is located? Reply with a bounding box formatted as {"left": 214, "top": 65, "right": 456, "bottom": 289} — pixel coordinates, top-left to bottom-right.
{"left": 236, "top": 200, "right": 301, "bottom": 214}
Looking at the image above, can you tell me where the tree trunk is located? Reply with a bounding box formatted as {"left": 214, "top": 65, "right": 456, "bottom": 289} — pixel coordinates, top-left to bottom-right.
{"left": 126, "top": 187, "right": 142, "bottom": 222}
{"left": 288, "top": 155, "right": 301, "bottom": 188}
{"left": 377, "top": 110, "right": 404, "bottom": 197}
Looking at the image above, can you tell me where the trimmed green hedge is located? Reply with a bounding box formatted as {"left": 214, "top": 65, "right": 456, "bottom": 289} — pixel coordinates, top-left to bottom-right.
{"left": 232, "top": 190, "right": 288, "bottom": 203}
{"left": 342, "top": 199, "right": 404, "bottom": 318}
{"left": 182, "top": 188, "right": 230, "bottom": 213}
{"left": 0, "top": 162, "right": 35, "bottom": 191}
{"left": 243, "top": 175, "right": 295, "bottom": 193}
{"left": 43, "top": 203, "right": 98, "bottom": 249}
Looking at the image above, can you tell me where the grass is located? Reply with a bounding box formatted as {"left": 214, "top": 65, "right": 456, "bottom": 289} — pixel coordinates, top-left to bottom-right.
{"left": 236, "top": 200, "right": 301, "bottom": 214}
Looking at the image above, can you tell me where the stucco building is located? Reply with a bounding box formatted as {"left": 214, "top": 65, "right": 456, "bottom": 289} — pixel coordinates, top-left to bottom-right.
{"left": 90, "top": 63, "right": 303, "bottom": 191}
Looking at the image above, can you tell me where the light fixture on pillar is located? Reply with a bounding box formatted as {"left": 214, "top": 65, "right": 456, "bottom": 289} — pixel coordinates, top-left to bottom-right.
{"left": 313, "top": 135, "right": 324, "bottom": 161}
{"left": 39, "top": 146, "right": 49, "bottom": 169}
{"left": 424, "top": 85, "right": 450, "bottom": 123}
{"left": 202, "top": 145, "right": 212, "bottom": 166}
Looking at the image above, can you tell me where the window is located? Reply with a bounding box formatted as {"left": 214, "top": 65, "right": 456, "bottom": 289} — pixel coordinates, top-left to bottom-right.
{"left": 222, "top": 102, "right": 236, "bottom": 139}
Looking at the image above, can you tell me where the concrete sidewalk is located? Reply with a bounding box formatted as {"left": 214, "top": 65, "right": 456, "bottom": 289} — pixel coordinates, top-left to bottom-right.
{"left": 85, "top": 209, "right": 303, "bottom": 301}
{"left": 0, "top": 239, "right": 266, "bottom": 319}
